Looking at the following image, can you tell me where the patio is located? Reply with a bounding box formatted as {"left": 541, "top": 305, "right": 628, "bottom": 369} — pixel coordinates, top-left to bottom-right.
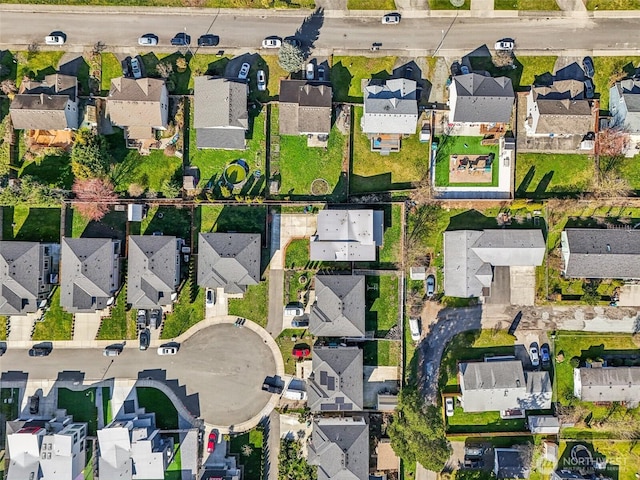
{"left": 449, "top": 154, "right": 494, "bottom": 184}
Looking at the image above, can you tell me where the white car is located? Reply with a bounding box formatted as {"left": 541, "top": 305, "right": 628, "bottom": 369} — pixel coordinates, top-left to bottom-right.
{"left": 157, "top": 345, "right": 178, "bottom": 356}
{"left": 257, "top": 70, "right": 266, "bottom": 91}
{"left": 206, "top": 288, "right": 215, "bottom": 307}
{"left": 238, "top": 62, "right": 251, "bottom": 80}
{"left": 262, "top": 37, "right": 282, "bottom": 49}
{"left": 284, "top": 304, "right": 304, "bottom": 316}
{"left": 409, "top": 317, "right": 421, "bottom": 342}
{"left": 45, "top": 34, "right": 65, "bottom": 45}
{"left": 445, "top": 397, "right": 454, "bottom": 417}
{"left": 130, "top": 57, "right": 142, "bottom": 79}
{"left": 138, "top": 34, "right": 158, "bottom": 46}
{"left": 306, "top": 63, "right": 314, "bottom": 81}
{"left": 495, "top": 38, "right": 515, "bottom": 51}
{"left": 529, "top": 342, "right": 540, "bottom": 368}
{"left": 382, "top": 13, "right": 401, "bottom": 24}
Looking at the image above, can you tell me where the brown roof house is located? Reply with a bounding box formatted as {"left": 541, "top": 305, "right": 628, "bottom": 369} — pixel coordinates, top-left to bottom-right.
{"left": 279, "top": 79, "right": 332, "bottom": 146}
{"left": 106, "top": 77, "right": 169, "bottom": 152}
{"left": 10, "top": 74, "right": 79, "bottom": 133}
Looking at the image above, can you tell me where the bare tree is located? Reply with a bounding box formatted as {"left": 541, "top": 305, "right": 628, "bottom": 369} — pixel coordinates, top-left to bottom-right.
{"left": 1, "top": 79, "right": 17, "bottom": 95}
{"left": 156, "top": 61, "right": 173, "bottom": 79}
{"left": 597, "top": 128, "right": 630, "bottom": 157}
{"left": 73, "top": 178, "right": 118, "bottom": 221}
{"left": 492, "top": 51, "right": 515, "bottom": 68}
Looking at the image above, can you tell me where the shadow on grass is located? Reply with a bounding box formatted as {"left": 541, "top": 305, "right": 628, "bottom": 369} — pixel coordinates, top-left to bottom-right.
{"left": 143, "top": 206, "right": 192, "bottom": 240}
{"left": 466, "top": 46, "right": 524, "bottom": 90}
{"left": 365, "top": 276, "right": 380, "bottom": 333}
{"left": 59, "top": 55, "right": 90, "bottom": 95}
{"left": 447, "top": 209, "right": 498, "bottom": 231}
{"left": 20, "top": 153, "right": 73, "bottom": 189}
{"left": 4, "top": 207, "right": 61, "bottom": 242}
{"left": 0, "top": 50, "right": 17, "bottom": 81}
{"left": 80, "top": 210, "right": 128, "bottom": 242}
{"left": 363, "top": 341, "right": 378, "bottom": 366}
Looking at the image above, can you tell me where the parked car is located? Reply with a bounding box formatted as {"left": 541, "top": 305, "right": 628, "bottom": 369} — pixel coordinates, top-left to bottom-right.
{"left": 464, "top": 458, "right": 484, "bottom": 469}
{"left": 45, "top": 32, "right": 66, "bottom": 45}
{"left": 29, "top": 345, "right": 51, "bottom": 357}
{"left": 149, "top": 309, "right": 162, "bottom": 329}
{"left": 171, "top": 32, "right": 191, "bottom": 46}
{"left": 451, "top": 61, "right": 461, "bottom": 76}
{"left": 207, "top": 430, "right": 217, "bottom": 453}
{"left": 292, "top": 318, "right": 309, "bottom": 328}
{"left": 460, "top": 65, "right": 470, "bottom": 75}
{"left": 540, "top": 343, "right": 551, "bottom": 366}
{"left": 257, "top": 70, "right": 267, "bottom": 91}
{"left": 529, "top": 342, "right": 540, "bottom": 368}
{"left": 138, "top": 34, "right": 158, "bottom": 46}
{"left": 136, "top": 309, "right": 148, "bottom": 326}
{"left": 426, "top": 275, "right": 436, "bottom": 297}
{"left": 582, "top": 56, "right": 595, "bottom": 78}
{"left": 382, "top": 13, "right": 401, "bottom": 24}
{"left": 262, "top": 37, "right": 282, "bottom": 49}
{"left": 29, "top": 395, "right": 40, "bottom": 415}
{"left": 409, "top": 317, "right": 421, "bottom": 342}
{"left": 445, "top": 397, "right": 454, "bottom": 417}
{"left": 0, "top": 342, "right": 6, "bottom": 356}
{"left": 306, "top": 63, "right": 314, "bottom": 81}
{"left": 139, "top": 329, "right": 150, "bottom": 351}
{"left": 284, "top": 37, "right": 302, "bottom": 48}
{"left": 464, "top": 446, "right": 484, "bottom": 457}
{"left": 284, "top": 304, "right": 303, "bottom": 316}
{"left": 292, "top": 347, "right": 310, "bottom": 358}
{"left": 317, "top": 66, "right": 327, "bottom": 82}
{"left": 198, "top": 34, "right": 219, "bottom": 47}
{"left": 404, "top": 65, "right": 414, "bottom": 79}
{"left": 157, "top": 345, "right": 178, "bottom": 356}
{"left": 262, "top": 376, "right": 283, "bottom": 394}
{"left": 121, "top": 57, "right": 133, "bottom": 78}
{"left": 238, "top": 62, "right": 251, "bottom": 80}
{"left": 130, "top": 57, "right": 142, "bottom": 79}
{"left": 495, "top": 38, "right": 515, "bottom": 51}
{"left": 584, "top": 78, "right": 594, "bottom": 99}
{"left": 103, "top": 345, "right": 122, "bottom": 357}
{"left": 206, "top": 288, "right": 215, "bottom": 307}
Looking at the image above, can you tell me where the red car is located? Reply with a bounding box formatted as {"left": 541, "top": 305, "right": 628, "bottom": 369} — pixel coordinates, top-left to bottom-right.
{"left": 207, "top": 431, "right": 217, "bottom": 453}
{"left": 292, "top": 347, "right": 310, "bottom": 358}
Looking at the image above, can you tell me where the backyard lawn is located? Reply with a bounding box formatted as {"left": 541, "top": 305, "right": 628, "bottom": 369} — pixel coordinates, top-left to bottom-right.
{"left": 468, "top": 56, "right": 558, "bottom": 90}
{"left": 19, "top": 153, "right": 73, "bottom": 189}
{"left": 365, "top": 275, "right": 399, "bottom": 337}
{"left": 33, "top": 288, "right": 74, "bottom": 341}
{"left": 284, "top": 238, "right": 310, "bottom": 270}
{"left": 230, "top": 429, "right": 263, "bottom": 480}
{"left": 363, "top": 340, "right": 401, "bottom": 366}
{"left": 164, "top": 444, "right": 182, "bottom": 480}
{"left": 433, "top": 135, "right": 499, "bottom": 187}
{"left": 69, "top": 208, "right": 127, "bottom": 240}
{"left": 136, "top": 387, "right": 178, "bottom": 429}
{"left": 617, "top": 155, "right": 640, "bottom": 193}
{"left": 197, "top": 205, "right": 267, "bottom": 235}
{"left": 276, "top": 328, "right": 311, "bottom": 375}
{"left": 361, "top": 203, "right": 402, "bottom": 269}
{"left": 96, "top": 286, "right": 137, "bottom": 340}
{"left": 228, "top": 278, "right": 269, "bottom": 328}
{"left": 446, "top": 407, "right": 527, "bottom": 433}
{"left": 331, "top": 56, "right": 397, "bottom": 103}
{"left": 57, "top": 388, "right": 98, "bottom": 435}
{"left": 516, "top": 153, "right": 594, "bottom": 198}
{"left": 2, "top": 206, "right": 61, "bottom": 242}
{"left": 139, "top": 205, "right": 192, "bottom": 240}
{"left": 592, "top": 56, "right": 640, "bottom": 109}
{"left": 160, "top": 278, "right": 205, "bottom": 339}
{"left": 352, "top": 107, "right": 429, "bottom": 193}
{"left": 272, "top": 106, "right": 347, "bottom": 202}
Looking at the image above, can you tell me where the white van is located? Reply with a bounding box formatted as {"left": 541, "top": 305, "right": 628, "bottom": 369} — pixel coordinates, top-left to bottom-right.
{"left": 284, "top": 304, "right": 303, "bottom": 316}
{"left": 409, "top": 317, "right": 421, "bottom": 342}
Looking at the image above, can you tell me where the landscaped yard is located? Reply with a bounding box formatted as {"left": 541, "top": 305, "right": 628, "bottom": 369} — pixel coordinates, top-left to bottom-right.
{"left": 365, "top": 275, "right": 399, "bottom": 337}
{"left": 286, "top": 270, "right": 312, "bottom": 305}
{"left": 351, "top": 106, "right": 429, "bottom": 193}
{"left": 230, "top": 429, "right": 263, "bottom": 480}
{"left": 136, "top": 387, "right": 178, "bottom": 429}
{"left": 494, "top": 0, "right": 559, "bottom": 9}
{"left": 468, "top": 56, "right": 558, "bottom": 90}
{"left": 276, "top": 328, "right": 311, "bottom": 375}
{"left": 271, "top": 105, "right": 347, "bottom": 202}
{"left": 19, "top": 153, "right": 73, "bottom": 189}
{"left": 33, "top": 288, "right": 74, "bottom": 340}
{"left": 2, "top": 206, "right": 61, "bottom": 242}
{"left": 160, "top": 278, "right": 205, "bottom": 339}
{"left": 102, "top": 387, "right": 112, "bottom": 425}
{"left": 164, "top": 443, "right": 182, "bottom": 480}
{"left": 331, "top": 56, "right": 397, "bottom": 103}
{"left": 363, "top": 340, "right": 401, "bottom": 366}
{"left": 14, "top": 51, "right": 65, "bottom": 87}
{"left": 433, "top": 135, "right": 499, "bottom": 187}
{"left": 96, "top": 286, "right": 137, "bottom": 340}
{"left": 447, "top": 407, "right": 527, "bottom": 433}
{"left": 586, "top": 0, "right": 640, "bottom": 8}
{"left": 69, "top": 208, "right": 127, "bottom": 240}
{"left": 0, "top": 388, "right": 20, "bottom": 422}
{"left": 57, "top": 388, "right": 98, "bottom": 435}
{"left": 197, "top": 205, "right": 267, "bottom": 236}
{"left": 617, "top": 155, "right": 640, "bottom": 193}
{"left": 139, "top": 205, "right": 192, "bottom": 239}
{"left": 516, "top": 153, "right": 594, "bottom": 198}
{"left": 100, "top": 52, "right": 122, "bottom": 93}
{"left": 285, "top": 238, "right": 310, "bottom": 270}
{"left": 592, "top": 56, "right": 640, "bottom": 109}
{"left": 361, "top": 203, "right": 402, "bottom": 269}
{"left": 228, "top": 278, "right": 269, "bottom": 328}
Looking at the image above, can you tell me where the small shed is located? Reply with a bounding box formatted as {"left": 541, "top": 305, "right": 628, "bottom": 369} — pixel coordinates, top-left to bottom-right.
{"left": 128, "top": 204, "right": 144, "bottom": 222}
{"left": 377, "top": 393, "right": 398, "bottom": 412}
{"left": 376, "top": 439, "right": 399, "bottom": 472}
{"left": 410, "top": 266, "right": 426, "bottom": 280}
{"left": 419, "top": 123, "right": 431, "bottom": 143}
{"left": 527, "top": 415, "right": 560, "bottom": 434}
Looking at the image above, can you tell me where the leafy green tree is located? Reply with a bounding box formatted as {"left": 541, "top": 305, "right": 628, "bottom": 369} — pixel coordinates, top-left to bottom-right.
{"left": 71, "top": 129, "right": 112, "bottom": 179}
{"left": 387, "top": 386, "right": 451, "bottom": 471}
{"left": 278, "top": 438, "right": 316, "bottom": 480}
{"left": 278, "top": 42, "right": 305, "bottom": 73}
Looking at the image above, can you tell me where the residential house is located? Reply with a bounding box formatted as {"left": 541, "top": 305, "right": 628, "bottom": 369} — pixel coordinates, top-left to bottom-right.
{"left": 279, "top": 79, "right": 332, "bottom": 145}
{"left": 573, "top": 365, "right": 640, "bottom": 407}
{"left": 127, "top": 236, "right": 181, "bottom": 309}
{"left": 106, "top": 77, "right": 169, "bottom": 151}
{"left": 609, "top": 78, "right": 640, "bottom": 155}
{"left": 494, "top": 448, "right": 530, "bottom": 479}
{"left": 448, "top": 73, "right": 514, "bottom": 134}
{"left": 443, "top": 230, "right": 545, "bottom": 304}
{"left": 307, "top": 346, "right": 363, "bottom": 412}
{"left": 61, "top": 238, "right": 121, "bottom": 313}
{"left": 458, "top": 360, "right": 552, "bottom": 415}
{"left": 194, "top": 76, "right": 248, "bottom": 150}
{"left": 197, "top": 233, "right": 261, "bottom": 294}
{"left": 561, "top": 228, "right": 640, "bottom": 280}
{"left": 10, "top": 74, "right": 79, "bottom": 133}
{"left": 307, "top": 416, "right": 369, "bottom": 480}
{"left": 97, "top": 412, "right": 173, "bottom": 480}
{"left": 310, "top": 209, "right": 384, "bottom": 262}
{"left": 525, "top": 79, "right": 595, "bottom": 149}
{"left": 361, "top": 78, "right": 418, "bottom": 153}
{"left": 5, "top": 412, "right": 87, "bottom": 480}
{"left": 309, "top": 275, "right": 365, "bottom": 337}
{"left": 0, "top": 241, "right": 59, "bottom": 316}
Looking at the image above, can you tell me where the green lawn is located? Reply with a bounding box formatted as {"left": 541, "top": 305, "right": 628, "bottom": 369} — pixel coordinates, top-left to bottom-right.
{"left": 140, "top": 205, "right": 192, "bottom": 240}
{"left": 69, "top": 208, "right": 127, "bottom": 239}
{"left": 365, "top": 275, "right": 399, "bottom": 337}
{"left": 516, "top": 153, "right": 594, "bottom": 198}
{"left": 284, "top": 238, "right": 310, "bottom": 270}
{"left": 230, "top": 429, "right": 263, "bottom": 480}
{"left": 228, "top": 278, "right": 269, "bottom": 328}
{"left": 57, "top": 388, "right": 98, "bottom": 435}
{"left": 447, "top": 407, "right": 527, "bottom": 433}
{"left": 102, "top": 387, "right": 112, "bottom": 425}
{"left": 347, "top": 0, "right": 395, "bottom": 8}
{"left": 165, "top": 443, "right": 182, "bottom": 480}
{"left": 19, "top": 153, "right": 73, "bottom": 189}
{"left": 15, "top": 51, "right": 65, "bottom": 87}
{"left": 100, "top": 52, "right": 122, "bottom": 93}
{"left": 33, "top": 288, "right": 74, "bottom": 341}
{"left": 494, "top": 0, "right": 559, "bottom": 8}
{"left": 286, "top": 270, "right": 312, "bottom": 305}
{"left": 352, "top": 106, "right": 429, "bottom": 193}
{"left": 361, "top": 203, "right": 402, "bottom": 269}
{"left": 197, "top": 205, "right": 267, "bottom": 235}
{"left": 433, "top": 135, "right": 499, "bottom": 187}
{"left": 160, "top": 278, "right": 205, "bottom": 339}
{"left": 2, "top": 206, "right": 61, "bottom": 242}
{"left": 0, "top": 316, "right": 7, "bottom": 340}
{"left": 592, "top": 56, "right": 640, "bottom": 109}
{"left": 1, "top": 388, "right": 20, "bottom": 421}
{"left": 469, "top": 56, "right": 558, "bottom": 90}
{"left": 586, "top": 0, "right": 640, "bottom": 9}
{"left": 363, "top": 340, "right": 401, "bottom": 366}
{"left": 136, "top": 387, "right": 178, "bottom": 429}
{"left": 428, "top": 0, "right": 471, "bottom": 9}
{"left": 617, "top": 155, "right": 640, "bottom": 193}
{"left": 276, "top": 328, "right": 311, "bottom": 375}
{"left": 331, "top": 56, "right": 397, "bottom": 103}
{"left": 272, "top": 105, "right": 347, "bottom": 202}
{"left": 558, "top": 440, "right": 640, "bottom": 480}
{"left": 96, "top": 286, "right": 137, "bottom": 340}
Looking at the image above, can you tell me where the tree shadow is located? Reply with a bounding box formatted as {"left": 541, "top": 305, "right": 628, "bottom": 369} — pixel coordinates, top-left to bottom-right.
{"left": 13, "top": 207, "right": 61, "bottom": 242}
{"left": 294, "top": 7, "right": 324, "bottom": 58}
{"left": 143, "top": 206, "right": 192, "bottom": 240}
{"left": 365, "top": 276, "right": 380, "bottom": 333}
{"left": 464, "top": 45, "right": 524, "bottom": 91}
{"left": 80, "top": 210, "right": 128, "bottom": 242}
{"left": 516, "top": 165, "right": 535, "bottom": 197}
{"left": 20, "top": 153, "right": 73, "bottom": 189}
{"left": 446, "top": 209, "right": 498, "bottom": 231}
{"left": 0, "top": 50, "right": 17, "bottom": 81}
{"left": 58, "top": 55, "right": 90, "bottom": 95}
{"left": 331, "top": 60, "right": 354, "bottom": 103}
{"left": 534, "top": 171, "right": 554, "bottom": 198}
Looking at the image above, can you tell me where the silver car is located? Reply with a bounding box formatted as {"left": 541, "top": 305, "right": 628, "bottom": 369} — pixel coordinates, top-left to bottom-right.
{"left": 262, "top": 37, "right": 282, "bottom": 49}
{"left": 257, "top": 70, "right": 267, "bottom": 91}
{"left": 130, "top": 57, "right": 142, "bottom": 79}
{"left": 238, "top": 62, "right": 250, "bottom": 80}
{"left": 382, "top": 13, "right": 401, "bottom": 24}
{"left": 138, "top": 34, "right": 158, "bottom": 46}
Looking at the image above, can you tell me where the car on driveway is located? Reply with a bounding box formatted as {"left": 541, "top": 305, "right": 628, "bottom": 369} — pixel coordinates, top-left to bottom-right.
{"left": 238, "top": 62, "right": 250, "bottom": 80}
{"left": 262, "top": 37, "right": 282, "bottom": 49}
{"left": 138, "top": 34, "right": 158, "bottom": 46}
{"left": 382, "top": 13, "right": 401, "bottom": 24}
{"left": 29, "top": 394, "right": 40, "bottom": 414}
{"left": 257, "top": 70, "right": 267, "bottom": 91}
{"left": 292, "top": 346, "right": 310, "bottom": 358}
{"left": 284, "top": 304, "right": 303, "bottom": 316}
{"left": 171, "top": 32, "right": 191, "bottom": 46}
{"left": 540, "top": 343, "right": 551, "bottom": 367}
{"left": 292, "top": 318, "right": 309, "bottom": 328}
{"left": 495, "top": 38, "right": 515, "bottom": 51}
{"left": 409, "top": 317, "right": 421, "bottom": 342}
{"left": 207, "top": 430, "right": 217, "bottom": 453}
{"left": 198, "top": 34, "right": 219, "bottom": 47}
{"left": 426, "top": 275, "right": 436, "bottom": 297}
{"left": 583, "top": 56, "right": 595, "bottom": 78}
{"left": 206, "top": 288, "right": 215, "bottom": 306}
{"left": 139, "top": 329, "right": 150, "bottom": 351}
{"left": 584, "top": 78, "right": 594, "bottom": 99}
{"left": 529, "top": 342, "right": 540, "bottom": 368}
{"left": 158, "top": 345, "right": 178, "bottom": 356}
{"left": 445, "top": 397, "right": 454, "bottom": 417}
{"left": 317, "top": 66, "right": 327, "bottom": 82}
{"left": 136, "top": 309, "right": 148, "bottom": 327}
{"left": 306, "top": 63, "right": 314, "bottom": 80}
{"left": 45, "top": 32, "right": 66, "bottom": 45}
{"left": 130, "top": 57, "right": 142, "bottom": 79}
{"left": 150, "top": 309, "right": 162, "bottom": 329}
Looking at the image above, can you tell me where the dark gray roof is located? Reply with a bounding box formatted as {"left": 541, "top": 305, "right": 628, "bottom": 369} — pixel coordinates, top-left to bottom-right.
{"left": 494, "top": 448, "right": 529, "bottom": 479}
{"left": 197, "top": 233, "right": 261, "bottom": 294}
{"left": 194, "top": 76, "right": 248, "bottom": 149}
{"left": 574, "top": 366, "right": 640, "bottom": 405}
{"left": 561, "top": 229, "right": 640, "bottom": 279}
{"left": 309, "top": 275, "right": 365, "bottom": 337}
{"left": 10, "top": 94, "right": 73, "bottom": 130}
{"left": 61, "top": 238, "right": 120, "bottom": 313}
{"left": 307, "top": 417, "right": 369, "bottom": 480}
{"left": 279, "top": 80, "right": 332, "bottom": 135}
{"left": 551, "top": 470, "right": 588, "bottom": 480}
{"left": 0, "top": 242, "right": 46, "bottom": 314}
{"left": 307, "top": 346, "right": 363, "bottom": 412}
{"left": 127, "top": 236, "right": 179, "bottom": 308}
{"left": 450, "top": 73, "right": 514, "bottom": 123}
{"left": 362, "top": 78, "right": 418, "bottom": 134}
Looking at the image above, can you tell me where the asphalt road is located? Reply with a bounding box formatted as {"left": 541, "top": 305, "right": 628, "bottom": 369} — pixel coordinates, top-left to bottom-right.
{"left": 1, "top": 9, "right": 640, "bottom": 54}
{"left": 0, "top": 324, "right": 277, "bottom": 429}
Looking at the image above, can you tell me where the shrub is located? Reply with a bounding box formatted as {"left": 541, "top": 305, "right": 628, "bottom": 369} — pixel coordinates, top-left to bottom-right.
{"left": 570, "top": 356, "right": 581, "bottom": 368}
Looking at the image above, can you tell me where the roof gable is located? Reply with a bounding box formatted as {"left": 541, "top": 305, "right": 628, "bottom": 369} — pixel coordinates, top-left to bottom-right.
{"left": 309, "top": 275, "right": 365, "bottom": 337}
{"left": 127, "top": 236, "right": 178, "bottom": 308}
{"left": 307, "top": 346, "right": 363, "bottom": 412}
{"left": 0, "top": 242, "right": 46, "bottom": 315}
{"left": 451, "top": 73, "right": 514, "bottom": 123}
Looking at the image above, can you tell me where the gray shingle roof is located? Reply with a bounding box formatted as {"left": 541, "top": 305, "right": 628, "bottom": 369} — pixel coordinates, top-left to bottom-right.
{"left": 194, "top": 76, "right": 248, "bottom": 149}
{"left": 530, "top": 80, "right": 593, "bottom": 135}
{"left": 127, "top": 236, "right": 179, "bottom": 308}
{"left": 107, "top": 77, "right": 167, "bottom": 129}
{"left": 307, "top": 417, "right": 369, "bottom": 480}
{"left": 561, "top": 229, "right": 640, "bottom": 279}
{"left": 450, "top": 73, "right": 514, "bottom": 123}
{"left": 309, "top": 275, "right": 365, "bottom": 337}
{"left": 279, "top": 80, "right": 332, "bottom": 135}
{"left": 61, "top": 238, "right": 120, "bottom": 313}
{"left": 197, "top": 233, "right": 260, "bottom": 294}
{"left": 574, "top": 366, "right": 640, "bottom": 405}
{"left": 307, "top": 346, "right": 363, "bottom": 412}
{"left": 362, "top": 78, "right": 418, "bottom": 134}
{"left": 494, "top": 448, "right": 529, "bottom": 479}
{"left": 0, "top": 242, "right": 47, "bottom": 315}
